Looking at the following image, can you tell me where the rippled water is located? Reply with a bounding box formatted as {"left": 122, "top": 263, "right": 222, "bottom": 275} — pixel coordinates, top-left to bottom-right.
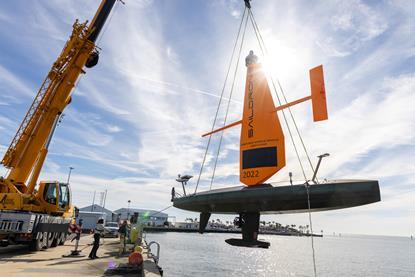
{"left": 145, "top": 232, "right": 415, "bottom": 277}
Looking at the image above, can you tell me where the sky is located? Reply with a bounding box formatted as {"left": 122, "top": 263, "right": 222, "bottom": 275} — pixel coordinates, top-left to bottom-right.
{"left": 0, "top": 0, "right": 414, "bottom": 237}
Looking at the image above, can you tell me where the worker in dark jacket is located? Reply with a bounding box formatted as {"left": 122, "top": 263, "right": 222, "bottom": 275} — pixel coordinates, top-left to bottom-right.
{"left": 118, "top": 220, "right": 129, "bottom": 255}
{"left": 89, "top": 218, "right": 104, "bottom": 259}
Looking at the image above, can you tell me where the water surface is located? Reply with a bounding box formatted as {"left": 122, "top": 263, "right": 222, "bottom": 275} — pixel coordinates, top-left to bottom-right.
{"left": 145, "top": 232, "right": 415, "bottom": 277}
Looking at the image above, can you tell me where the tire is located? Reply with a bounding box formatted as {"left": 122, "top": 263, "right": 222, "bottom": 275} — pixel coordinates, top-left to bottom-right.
{"left": 41, "top": 232, "right": 52, "bottom": 249}
{"left": 58, "top": 233, "right": 67, "bottom": 246}
{"left": 50, "top": 233, "right": 59, "bottom": 248}
{"left": 29, "top": 236, "right": 42, "bottom": 251}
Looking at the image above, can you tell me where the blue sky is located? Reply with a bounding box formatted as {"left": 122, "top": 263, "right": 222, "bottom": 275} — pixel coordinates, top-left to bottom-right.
{"left": 0, "top": 0, "right": 414, "bottom": 236}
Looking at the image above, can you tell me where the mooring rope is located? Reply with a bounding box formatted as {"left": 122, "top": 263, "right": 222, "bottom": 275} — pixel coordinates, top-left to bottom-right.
{"left": 147, "top": 205, "right": 173, "bottom": 218}
{"left": 305, "top": 183, "right": 318, "bottom": 277}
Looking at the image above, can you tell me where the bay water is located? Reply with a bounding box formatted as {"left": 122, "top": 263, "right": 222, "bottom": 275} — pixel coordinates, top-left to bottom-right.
{"left": 145, "top": 232, "right": 415, "bottom": 277}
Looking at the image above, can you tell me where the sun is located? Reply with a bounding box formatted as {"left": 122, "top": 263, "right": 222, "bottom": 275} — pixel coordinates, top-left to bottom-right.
{"left": 260, "top": 37, "right": 304, "bottom": 83}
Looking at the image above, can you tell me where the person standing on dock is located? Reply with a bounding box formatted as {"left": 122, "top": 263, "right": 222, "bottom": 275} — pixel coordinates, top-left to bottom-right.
{"left": 118, "top": 220, "right": 128, "bottom": 255}
{"left": 89, "top": 218, "right": 105, "bottom": 259}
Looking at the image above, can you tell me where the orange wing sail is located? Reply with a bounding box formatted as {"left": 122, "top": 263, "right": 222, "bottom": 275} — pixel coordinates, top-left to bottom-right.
{"left": 240, "top": 63, "right": 285, "bottom": 186}
{"left": 201, "top": 51, "right": 328, "bottom": 187}
{"left": 310, "top": 65, "right": 328, "bottom": 121}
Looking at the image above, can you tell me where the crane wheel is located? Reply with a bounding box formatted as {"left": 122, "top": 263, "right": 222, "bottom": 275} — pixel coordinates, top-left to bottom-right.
{"left": 50, "top": 233, "right": 59, "bottom": 247}
{"left": 44, "top": 232, "right": 53, "bottom": 248}
{"left": 58, "top": 233, "right": 67, "bottom": 246}
{"left": 29, "top": 235, "right": 42, "bottom": 251}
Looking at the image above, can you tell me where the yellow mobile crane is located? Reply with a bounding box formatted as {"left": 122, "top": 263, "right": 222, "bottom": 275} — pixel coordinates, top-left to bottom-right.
{"left": 0, "top": 0, "right": 117, "bottom": 250}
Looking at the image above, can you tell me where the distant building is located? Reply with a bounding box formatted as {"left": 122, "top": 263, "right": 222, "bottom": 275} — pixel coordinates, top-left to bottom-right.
{"left": 175, "top": 222, "right": 199, "bottom": 229}
{"left": 114, "top": 208, "right": 168, "bottom": 227}
{"left": 78, "top": 211, "right": 107, "bottom": 230}
{"left": 79, "top": 204, "right": 117, "bottom": 222}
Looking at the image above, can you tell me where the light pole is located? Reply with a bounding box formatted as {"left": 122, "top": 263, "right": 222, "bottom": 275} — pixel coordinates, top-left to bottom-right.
{"left": 66, "top": 166, "right": 74, "bottom": 184}
{"left": 127, "top": 200, "right": 131, "bottom": 220}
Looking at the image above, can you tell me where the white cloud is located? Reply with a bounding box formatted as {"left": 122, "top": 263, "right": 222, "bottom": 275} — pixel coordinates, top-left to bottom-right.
{"left": 1, "top": 0, "right": 414, "bottom": 237}
{"left": 0, "top": 65, "right": 34, "bottom": 98}
{"left": 315, "top": 0, "right": 389, "bottom": 56}
{"left": 106, "top": 124, "right": 122, "bottom": 133}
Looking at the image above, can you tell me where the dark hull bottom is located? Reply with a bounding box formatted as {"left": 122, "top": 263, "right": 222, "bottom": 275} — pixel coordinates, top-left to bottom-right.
{"left": 173, "top": 180, "right": 381, "bottom": 214}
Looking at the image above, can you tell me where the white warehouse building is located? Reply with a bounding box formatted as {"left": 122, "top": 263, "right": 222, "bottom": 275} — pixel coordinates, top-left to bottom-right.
{"left": 113, "top": 208, "right": 168, "bottom": 227}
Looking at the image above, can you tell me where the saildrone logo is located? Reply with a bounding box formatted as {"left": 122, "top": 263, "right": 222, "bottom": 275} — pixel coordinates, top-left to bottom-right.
{"left": 248, "top": 80, "right": 254, "bottom": 138}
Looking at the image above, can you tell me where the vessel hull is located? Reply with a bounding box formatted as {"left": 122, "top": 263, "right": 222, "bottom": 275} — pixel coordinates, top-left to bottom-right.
{"left": 172, "top": 180, "right": 380, "bottom": 214}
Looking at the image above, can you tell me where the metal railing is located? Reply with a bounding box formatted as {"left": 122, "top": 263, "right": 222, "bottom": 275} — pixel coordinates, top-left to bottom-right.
{"left": 147, "top": 241, "right": 160, "bottom": 265}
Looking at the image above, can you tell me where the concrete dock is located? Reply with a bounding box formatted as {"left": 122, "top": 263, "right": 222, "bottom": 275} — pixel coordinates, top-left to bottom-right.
{"left": 0, "top": 235, "right": 162, "bottom": 276}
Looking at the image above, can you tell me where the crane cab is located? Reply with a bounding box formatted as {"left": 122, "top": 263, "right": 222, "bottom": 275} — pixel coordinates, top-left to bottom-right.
{"left": 36, "top": 181, "right": 71, "bottom": 215}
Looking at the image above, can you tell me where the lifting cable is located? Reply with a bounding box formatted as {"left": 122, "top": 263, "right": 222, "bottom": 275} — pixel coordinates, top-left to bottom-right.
{"left": 248, "top": 7, "right": 318, "bottom": 277}
{"left": 247, "top": 10, "right": 307, "bottom": 181}
{"left": 248, "top": 9, "right": 317, "bottom": 181}
{"left": 194, "top": 7, "right": 247, "bottom": 194}
{"left": 209, "top": 11, "right": 249, "bottom": 190}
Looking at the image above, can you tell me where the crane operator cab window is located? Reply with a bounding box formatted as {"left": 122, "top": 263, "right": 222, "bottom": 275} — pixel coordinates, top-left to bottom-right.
{"left": 43, "top": 183, "right": 58, "bottom": 205}
{"left": 59, "top": 183, "right": 70, "bottom": 208}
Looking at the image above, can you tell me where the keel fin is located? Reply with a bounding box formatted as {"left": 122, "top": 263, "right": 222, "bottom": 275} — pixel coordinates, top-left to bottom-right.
{"left": 225, "top": 212, "right": 270, "bottom": 248}
{"left": 199, "top": 212, "right": 211, "bottom": 233}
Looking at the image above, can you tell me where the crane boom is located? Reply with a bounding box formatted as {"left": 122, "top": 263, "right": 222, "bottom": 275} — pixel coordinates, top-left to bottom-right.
{"left": 1, "top": 0, "right": 116, "bottom": 190}
{"left": 0, "top": 0, "right": 118, "bottom": 251}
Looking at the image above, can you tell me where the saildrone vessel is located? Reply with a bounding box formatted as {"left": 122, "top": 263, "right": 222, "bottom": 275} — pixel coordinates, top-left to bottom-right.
{"left": 172, "top": 1, "right": 380, "bottom": 248}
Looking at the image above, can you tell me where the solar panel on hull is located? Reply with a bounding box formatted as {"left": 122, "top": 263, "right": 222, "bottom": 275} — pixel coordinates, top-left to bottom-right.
{"left": 242, "top": 147, "right": 277, "bottom": 169}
